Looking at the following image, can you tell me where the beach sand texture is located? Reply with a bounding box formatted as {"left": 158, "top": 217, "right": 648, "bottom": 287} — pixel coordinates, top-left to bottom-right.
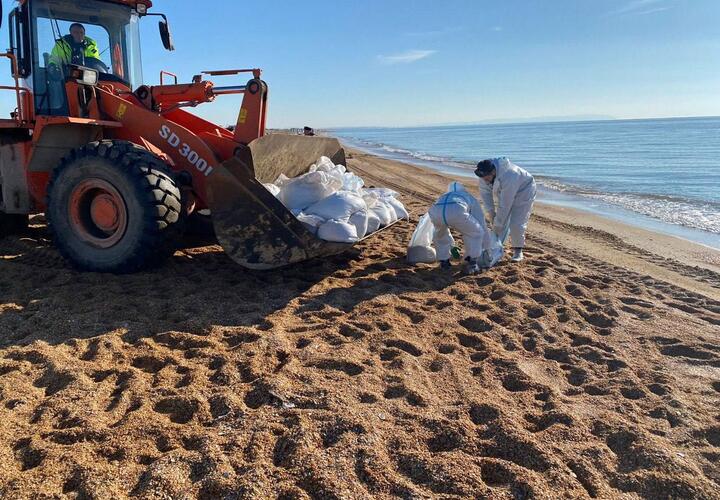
{"left": 0, "top": 149, "right": 719, "bottom": 498}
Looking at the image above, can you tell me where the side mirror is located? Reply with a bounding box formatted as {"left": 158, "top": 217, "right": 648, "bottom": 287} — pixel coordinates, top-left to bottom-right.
{"left": 159, "top": 19, "right": 174, "bottom": 51}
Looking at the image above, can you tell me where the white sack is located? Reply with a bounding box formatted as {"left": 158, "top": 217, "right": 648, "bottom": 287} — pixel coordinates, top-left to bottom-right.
{"left": 317, "top": 219, "right": 358, "bottom": 243}
{"left": 408, "top": 213, "right": 434, "bottom": 248}
{"left": 274, "top": 174, "right": 292, "bottom": 188}
{"left": 371, "top": 202, "right": 394, "bottom": 227}
{"left": 360, "top": 189, "right": 380, "bottom": 209}
{"left": 407, "top": 246, "right": 437, "bottom": 264}
{"left": 342, "top": 172, "right": 365, "bottom": 192}
{"left": 312, "top": 156, "right": 335, "bottom": 172}
{"left": 305, "top": 191, "right": 366, "bottom": 221}
{"left": 407, "top": 213, "right": 437, "bottom": 264}
{"left": 349, "top": 209, "right": 369, "bottom": 239}
{"left": 366, "top": 187, "right": 399, "bottom": 198}
{"left": 480, "top": 234, "right": 505, "bottom": 268}
{"left": 263, "top": 183, "right": 281, "bottom": 197}
{"left": 279, "top": 171, "right": 338, "bottom": 211}
{"left": 386, "top": 197, "right": 408, "bottom": 219}
{"left": 366, "top": 211, "right": 381, "bottom": 234}
{"left": 296, "top": 213, "right": 325, "bottom": 235}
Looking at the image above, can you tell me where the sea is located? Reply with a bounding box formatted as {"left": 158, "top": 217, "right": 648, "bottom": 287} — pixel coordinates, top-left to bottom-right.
{"left": 330, "top": 117, "right": 720, "bottom": 249}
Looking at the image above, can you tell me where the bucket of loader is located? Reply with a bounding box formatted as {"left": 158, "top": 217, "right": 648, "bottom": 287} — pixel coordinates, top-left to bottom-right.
{"left": 207, "top": 135, "right": 388, "bottom": 270}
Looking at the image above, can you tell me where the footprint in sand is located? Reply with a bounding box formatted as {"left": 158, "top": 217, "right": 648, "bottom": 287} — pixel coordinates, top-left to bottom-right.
{"left": 488, "top": 312, "right": 513, "bottom": 327}
{"left": 565, "top": 284, "right": 587, "bottom": 297}
{"left": 384, "top": 339, "right": 422, "bottom": 357}
{"left": 469, "top": 403, "right": 500, "bottom": 426}
{"left": 311, "top": 359, "right": 364, "bottom": 376}
{"left": 620, "top": 386, "right": 647, "bottom": 400}
{"left": 621, "top": 305, "right": 653, "bottom": 320}
{"left": 338, "top": 323, "right": 366, "bottom": 340}
{"left": 131, "top": 355, "right": 170, "bottom": 374}
{"left": 660, "top": 344, "right": 715, "bottom": 361}
{"left": 647, "top": 383, "right": 670, "bottom": 396}
{"left": 531, "top": 292, "right": 564, "bottom": 306}
{"left": 223, "top": 331, "right": 261, "bottom": 348}
{"left": 383, "top": 384, "right": 425, "bottom": 407}
{"left": 33, "top": 368, "right": 75, "bottom": 397}
{"left": 395, "top": 306, "right": 426, "bottom": 325}
{"left": 438, "top": 343, "right": 457, "bottom": 354}
{"left": 456, "top": 332, "right": 485, "bottom": 350}
{"left": 501, "top": 372, "right": 534, "bottom": 392}
{"left": 459, "top": 317, "right": 493, "bottom": 333}
{"left": 525, "top": 306, "right": 545, "bottom": 319}
{"left": 566, "top": 368, "right": 589, "bottom": 387}
{"left": 13, "top": 438, "right": 45, "bottom": 471}
{"left": 619, "top": 296, "right": 655, "bottom": 309}
{"left": 152, "top": 396, "right": 199, "bottom": 424}
{"left": 527, "top": 278, "right": 544, "bottom": 289}
{"left": 523, "top": 411, "right": 574, "bottom": 433}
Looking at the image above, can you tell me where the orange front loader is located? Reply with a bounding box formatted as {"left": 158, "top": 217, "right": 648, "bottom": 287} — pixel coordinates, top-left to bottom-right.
{"left": 0, "top": 0, "right": 353, "bottom": 272}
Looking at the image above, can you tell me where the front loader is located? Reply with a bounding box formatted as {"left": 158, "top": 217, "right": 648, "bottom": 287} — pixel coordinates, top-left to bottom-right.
{"left": 0, "top": 0, "right": 361, "bottom": 272}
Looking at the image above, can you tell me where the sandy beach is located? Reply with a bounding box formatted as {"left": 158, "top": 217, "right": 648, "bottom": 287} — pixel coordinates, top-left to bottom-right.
{"left": 0, "top": 148, "right": 719, "bottom": 498}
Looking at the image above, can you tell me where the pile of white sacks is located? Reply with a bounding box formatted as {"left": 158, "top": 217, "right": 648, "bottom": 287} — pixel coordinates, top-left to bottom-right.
{"left": 262, "top": 156, "right": 408, "bottom": 243}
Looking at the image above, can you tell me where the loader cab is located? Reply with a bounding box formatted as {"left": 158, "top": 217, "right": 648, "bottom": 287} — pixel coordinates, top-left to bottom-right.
{"left": 9, "top": 0, "right": 144, "bottom": 117}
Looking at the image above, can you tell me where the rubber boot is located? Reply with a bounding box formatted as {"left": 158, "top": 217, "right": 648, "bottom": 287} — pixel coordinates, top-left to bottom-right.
{"left": 466, "top": 258, "right": 480, "bottom": 275}
{"left": 511, "top": 248, "right": 524, "bottom": 262}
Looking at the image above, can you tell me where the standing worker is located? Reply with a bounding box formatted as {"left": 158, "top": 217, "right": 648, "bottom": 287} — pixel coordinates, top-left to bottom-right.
{"left": 428, "top": 182, "right": 494, "bottom": 275}
{"left": 475, "top": 157, "right": 537, "bottom": 262}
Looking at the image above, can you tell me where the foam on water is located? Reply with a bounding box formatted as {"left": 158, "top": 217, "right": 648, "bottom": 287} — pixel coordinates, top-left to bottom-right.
{"left": 537, "top": 179, "right": 720, "bottom": 234}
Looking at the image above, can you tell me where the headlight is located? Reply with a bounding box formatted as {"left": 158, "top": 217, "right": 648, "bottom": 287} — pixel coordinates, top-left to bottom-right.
{"left": 70, "top": 66, "right": 99, "bottom": 86}
{"left": 81, "top": 69, "right": 98, "bottom": 86}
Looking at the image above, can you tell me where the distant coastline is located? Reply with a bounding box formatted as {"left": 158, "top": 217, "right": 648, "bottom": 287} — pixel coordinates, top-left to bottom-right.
{"left": 326, "top": 114, "right": 720, "bottom": 131}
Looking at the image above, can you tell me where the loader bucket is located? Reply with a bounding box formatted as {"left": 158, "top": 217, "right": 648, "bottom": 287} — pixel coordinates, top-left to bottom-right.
{"left": 207, "top": 135, "right": 358, "bottom": 270}
{"left": 249, "top": 134, "right": 347, "bottom": 183}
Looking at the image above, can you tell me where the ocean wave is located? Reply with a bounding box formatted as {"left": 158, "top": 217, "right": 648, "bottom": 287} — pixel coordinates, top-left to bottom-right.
{"left": 583, "top": 193, "right": 720, "bottom": 234}
{"left": 344, "top": 137, "right": 475, "bottom": 170}
{"left": 378, "top": 145, "right": 453, "bottom": 164}
{"left": 537, "top": 179, "right": 720, "bottom": 234}
{"left": 338, "top": 135, "right": 720, "bottom": 235}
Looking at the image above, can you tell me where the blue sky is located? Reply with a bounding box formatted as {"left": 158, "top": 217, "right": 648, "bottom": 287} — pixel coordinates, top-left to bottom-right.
{"left": 1, "top": 0, "right": 719, "bottom": 128}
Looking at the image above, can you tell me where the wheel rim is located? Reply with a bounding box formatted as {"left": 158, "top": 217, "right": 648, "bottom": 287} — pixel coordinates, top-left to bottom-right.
{"left": 68, "top": 179, "right": 128, "bottom": 248}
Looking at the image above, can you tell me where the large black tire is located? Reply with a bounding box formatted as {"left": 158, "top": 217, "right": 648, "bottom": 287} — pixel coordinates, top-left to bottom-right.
{"left": 0, "top": 212, "right": 28, "bottom": 236}
{"left": 47, "top": 140, "right": 182, "bottom": 273}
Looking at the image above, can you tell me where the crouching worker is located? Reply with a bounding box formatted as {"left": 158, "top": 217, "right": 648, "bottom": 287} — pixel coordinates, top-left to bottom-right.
{"left": 475, "top": 157, "right": 537, "bottom": 262}
{"left": 428, "top": 182, "right": 493, "bottom": 275}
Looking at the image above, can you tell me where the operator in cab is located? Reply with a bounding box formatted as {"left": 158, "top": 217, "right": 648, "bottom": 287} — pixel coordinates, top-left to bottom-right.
{"left": 49, "top": 23, "right": 101, "bottom": 71}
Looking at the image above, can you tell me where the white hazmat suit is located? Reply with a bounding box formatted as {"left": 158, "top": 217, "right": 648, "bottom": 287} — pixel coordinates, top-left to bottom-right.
{"left": 428, "top": 182, "right": 493, "bottom": 265}
{"left": 478, "top": 157, "right": 537, "bottom": 248}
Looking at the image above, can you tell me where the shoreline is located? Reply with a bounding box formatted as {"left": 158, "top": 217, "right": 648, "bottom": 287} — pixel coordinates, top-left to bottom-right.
{"left": 336, "top": 136, "right": 720, "bottom": 250}
{"left": 344, "top": 146, "right": 720, "bottom": 299}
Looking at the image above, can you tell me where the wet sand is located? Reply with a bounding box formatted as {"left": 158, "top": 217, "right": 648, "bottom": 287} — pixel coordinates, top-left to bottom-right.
{"left": 0, "top": 148, "right": 719, "bottom": 498}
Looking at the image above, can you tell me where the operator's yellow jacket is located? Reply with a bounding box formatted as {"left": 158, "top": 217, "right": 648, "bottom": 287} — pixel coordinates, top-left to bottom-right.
{"left": 49, "top": 35, "right": 100, "bottom": 67}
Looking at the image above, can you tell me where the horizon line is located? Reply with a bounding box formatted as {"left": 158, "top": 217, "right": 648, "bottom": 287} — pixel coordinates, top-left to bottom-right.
{"left": 318, "top": 114, "right": 720, "bottom": 131}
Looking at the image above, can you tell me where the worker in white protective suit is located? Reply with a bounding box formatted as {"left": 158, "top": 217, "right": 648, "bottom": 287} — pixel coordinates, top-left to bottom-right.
{"left": 475, "top": 157, "right": 537, "bottom": 262}
{"left": 428, "top": 182, "right": 494, "bottom": 274}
